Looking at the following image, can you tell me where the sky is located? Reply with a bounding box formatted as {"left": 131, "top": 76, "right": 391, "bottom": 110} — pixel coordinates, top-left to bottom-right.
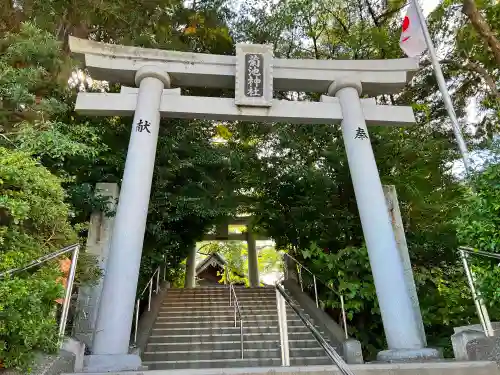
{"left": 421, "top": 0, "right": 439, "bottom": 15}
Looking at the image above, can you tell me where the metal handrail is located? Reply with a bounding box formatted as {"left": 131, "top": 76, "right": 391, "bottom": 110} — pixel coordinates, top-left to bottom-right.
{"left": 282, "top": 252, "right": 348, "bottom": 339}
{"left": 229, "top": 283, "right": 244, "bottom": 359}
{"left": 460, "top": 246, "right": 500, "bottom": 260}
{"left": 0, "top": 243, "right": 80, "bottom": 341}
{"left": 276, "top": 283, "right": 355, "bottom": 375}
{"left": 0, "top": 244, "right": 79, "bottom": 278}
{"left": 458, "top": 247, "right": 495, "bottom": 337}
{"left": 133, "top": 265, "right": 162, "bottom": 345}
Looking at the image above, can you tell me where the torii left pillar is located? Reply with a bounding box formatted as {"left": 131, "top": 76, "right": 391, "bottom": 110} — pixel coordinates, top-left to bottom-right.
{"left": 84, "top": 66, "right": 170, "bottom": 372}
{"left": 247, "top": 229, "right": 259, "bottom": 287}
{"left": 184, "top": 245, "right": 197, "bottom": 288}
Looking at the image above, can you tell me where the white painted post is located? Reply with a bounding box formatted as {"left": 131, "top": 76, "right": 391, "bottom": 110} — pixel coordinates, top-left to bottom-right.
{"left": 276, "top": 288, "right": 290, "bottom": 366}
{"left": 90, "top": 66, "right": 170, "bottom": 364}
{"left": 328, "top": 78, "right": 429, "bottom": 358}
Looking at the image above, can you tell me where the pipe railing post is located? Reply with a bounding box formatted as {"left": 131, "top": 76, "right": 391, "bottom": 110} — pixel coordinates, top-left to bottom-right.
{"left": 156, "top": 267, "right": 160, "bottom": 293}
{"left": 340, "top": 295, "right": 348, "bottom": 339}
{"left": 276, "top": 288, "right": 290, "bottom": 366}
{"left": 298, "top": 264, "right": 303, "bottom": 291}
{"left": 240, "top": 319, "right": 244, "bottom": 359}
{"left": 163, "top": 255, "right": 166, "bottom": 281}
{"left": 148, "top": 280, "right": 153, "bottom": 311}
{"left": 134, "top": 299, "right": 140, "bottom": 345}
{"left": 460, "top": 249, "right": 494, "bottom": 336}
{"left": 234, "top": 300, "right": 237, "bottom": 328}
{"left": 58, "top": 245, "right": 80, "bottom": 339}
{"left": 313, "top": 275, "right": 319, "bottom": 308}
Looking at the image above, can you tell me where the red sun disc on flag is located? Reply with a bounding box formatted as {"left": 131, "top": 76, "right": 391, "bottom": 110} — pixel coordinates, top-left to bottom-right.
{"left": 402, "top": 16, "right": 410, "bottom": 31}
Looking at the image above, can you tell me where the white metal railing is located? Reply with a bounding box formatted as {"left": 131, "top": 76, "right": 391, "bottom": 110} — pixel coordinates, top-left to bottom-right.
{"left": 281, "top": 252, "right": 348, "bottom": 339}
{"left": 133, "top": 265, "right": 162, "bottom": 345}
{"left": 0, "top": 244, "right": 80, "bottom": 342}
{"left": 276, "top": 283, "right": 355, "bottom": 375}
{"left": 276, "top": 287, "right": 290, "bottom": 366}
{"left": 229, "top": 283, "right": 244, "bottom": 359}
{"left": 459, "top": 246, "right": 496, "bottom": 337}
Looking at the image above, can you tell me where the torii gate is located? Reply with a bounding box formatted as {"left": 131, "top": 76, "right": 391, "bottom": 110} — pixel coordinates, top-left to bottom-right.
{"left": 183, "top": 216, "right": 270, "bottom": 289}
{"left": 69, "top": 37, "right": 438, "bottom": 372}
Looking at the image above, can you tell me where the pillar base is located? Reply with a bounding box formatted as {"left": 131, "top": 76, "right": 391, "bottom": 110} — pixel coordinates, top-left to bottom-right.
{"left": 83, "top": 353, "right": 142, "bottom": 372}
{"left": 377, "top": 348, "right": 441, "bottom": 363}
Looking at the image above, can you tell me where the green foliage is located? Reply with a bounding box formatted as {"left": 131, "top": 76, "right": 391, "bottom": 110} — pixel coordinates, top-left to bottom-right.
{"left": 0, "top": 147, "right": 76, "bottom": 369}
{"left": 0, "top": 23, "right": 68, "bottom": 131}
{"left": 456, "top": 144, "right": 500, "bottom": 305}
{"left": 0, "top": 24, "right": 101, "bottom": 371}
{"left": 423, "top": 0, "right": 500, "bottom": 141}
{"left": 457, "top": 165, "right": 500, "bottom": 253}
{"left": 0, "top": 270, "right": 61, "bottom": 370}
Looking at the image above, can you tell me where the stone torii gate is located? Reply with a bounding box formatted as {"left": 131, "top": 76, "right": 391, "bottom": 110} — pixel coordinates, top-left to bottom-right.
{"left": 184, "top": 217, "right": 269, "bottom": 288}
{"left": 69, "top": 37, "right": 438, "bottom": 372}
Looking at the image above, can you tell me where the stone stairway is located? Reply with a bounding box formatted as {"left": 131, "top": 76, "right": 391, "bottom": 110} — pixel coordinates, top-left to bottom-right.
{"left": 142, "top": 286, "right": 333, "bottom": 370}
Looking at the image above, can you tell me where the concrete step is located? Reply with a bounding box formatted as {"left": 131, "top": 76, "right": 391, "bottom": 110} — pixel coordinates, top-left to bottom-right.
{"left": 143, "top": 348, "right": 330, "bottom": 363}
{"left": 164, "top": 295, "right": 276, "bottom": 300}
{"left": 165, "top": 294, "right": 280, "bottom": 299}
{"left": 143, "top": 357, "right": 282, "bottom": 370}
{"left": 146, "top": 338, "right": 324, "bottom": 352}
{"left": 163, "top": 295, "right": 276, "bottom": 301}
{"left": 150, "top": 325, "right": 315, "bottom": 336}
{"left": 64, "top": 361, "right": 500, "bottom": 375}
{"left": 162, "top": 299, "right": 277, "bottom": 306}
{"left": 158, "top": 306, "right": 277, "bottom": 312}
{"left": 166, "top": 289, "right": 275, "bottom": 296}
{"left": 143, "top": 347, "right": 281, "bottom": 361}
{"left": 152, "top": 319, "right": 305, "bottom": 328}
{"left": 161, "top": 303, "right": 277, "bottom": 309}
{"left": 148, "top": 331, "right": 313, "bottom": 343}
{"left": 155, "top": 313, "right": 285, "bottom": 322}
{"left": 164, "top": 293, "right": 276, "bottom": 299}
{"left": 155, "top": 313, "right": 301, "bottom": 322}
{"left": 156, "top": 310, "right": 280, "bottom": 318}
{"left": 289, "top": 357, "right": 333, "bottom": 366}
{"left": 151, "top": 326, "right": 281, "bottom": 336}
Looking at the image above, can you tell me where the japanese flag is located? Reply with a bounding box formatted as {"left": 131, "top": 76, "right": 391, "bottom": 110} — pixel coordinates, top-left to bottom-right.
{"left": 400, "top": 1, "right": 427, "bottom": 57}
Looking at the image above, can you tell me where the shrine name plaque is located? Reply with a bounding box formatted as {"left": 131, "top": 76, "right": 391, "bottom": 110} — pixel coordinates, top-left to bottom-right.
{"left": 235, "top": 44, "right": 273, "bottom": 107}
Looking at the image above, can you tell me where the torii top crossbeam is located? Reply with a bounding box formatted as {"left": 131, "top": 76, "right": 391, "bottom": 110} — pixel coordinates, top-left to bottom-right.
{"left": 69, "top": 37, "right": 418, "bottom": 96}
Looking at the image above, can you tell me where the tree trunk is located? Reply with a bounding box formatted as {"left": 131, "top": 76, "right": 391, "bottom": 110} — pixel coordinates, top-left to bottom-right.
{"left": 0, "top": 0, "right": 24, "bottom": 33}
{"left": 462, "top": 0, "right": 500, "bottom": 66}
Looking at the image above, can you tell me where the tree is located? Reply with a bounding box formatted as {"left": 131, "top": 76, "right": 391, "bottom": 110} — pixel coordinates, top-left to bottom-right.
{"left": 0, "top": 147, "right": 76, "bottom": 369}
{"left": 420, "top": 0, "right": 500, "bottom": 141}
{"left": 462, "top": 0, "right": 500, "bottom": 66}
{"left": 229, "top": 0, "right": 493, "bottom": 358}
{"left": 0, "top": 23, "right": 103, "bottom": 370}
{"left": 456, "top": 142, "right": 500, "bottom": 306}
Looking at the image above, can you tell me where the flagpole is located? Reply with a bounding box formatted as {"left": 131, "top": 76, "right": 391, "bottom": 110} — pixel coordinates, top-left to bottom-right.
{"left": 412, "top": 0, "right": 472, "bottom": 174}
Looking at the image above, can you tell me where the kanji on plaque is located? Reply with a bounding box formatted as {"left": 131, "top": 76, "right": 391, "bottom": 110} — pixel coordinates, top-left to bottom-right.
{"left": 244, "top": 53, "right": 264, "bottom": 98}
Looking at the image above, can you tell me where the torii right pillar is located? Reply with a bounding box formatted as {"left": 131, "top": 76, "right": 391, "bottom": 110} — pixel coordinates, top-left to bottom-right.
{"left": 328, "top": 78, "right": 439, "bottom": 362}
